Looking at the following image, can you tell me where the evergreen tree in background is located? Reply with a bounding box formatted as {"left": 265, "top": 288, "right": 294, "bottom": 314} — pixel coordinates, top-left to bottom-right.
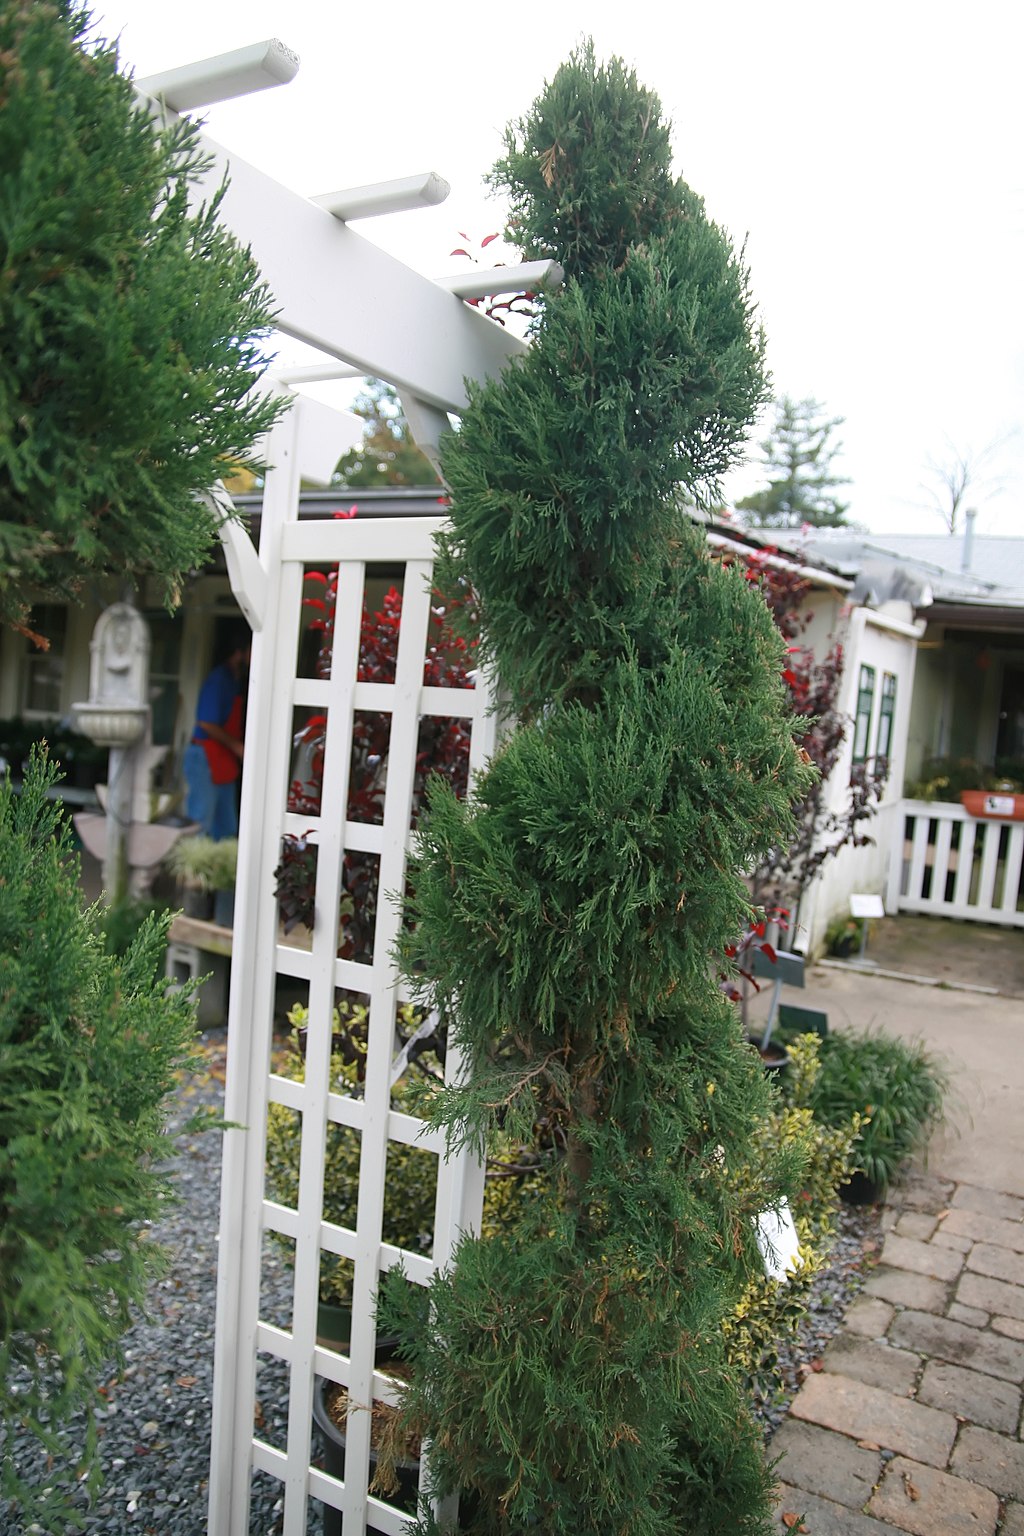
{"left": 333, "top": 379, "right": 440, "bottom": 487}
{"left": 382, "top": 46, "right": 812, "bottom": 1535}
{"left": 738, "top": 395, "right": 849, "bottom": 529}
{"left": 0, "top": 0, "right": 283, "bottom": 637}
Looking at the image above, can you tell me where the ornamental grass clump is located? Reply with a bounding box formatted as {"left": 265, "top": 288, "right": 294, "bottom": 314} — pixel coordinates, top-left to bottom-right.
{"left": 802, "top": 1028, "right": 948, "bottom": 1195}
{"left": 380, "top": 45, "right": 814, "bottom": 1536}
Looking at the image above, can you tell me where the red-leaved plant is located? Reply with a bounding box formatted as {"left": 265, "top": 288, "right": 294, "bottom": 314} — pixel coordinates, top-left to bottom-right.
{"left": 273, "top": 552, "right": 477, "bottom": 957}
{"left": 721, "top": 545, "right": 887, "bottom": 1007}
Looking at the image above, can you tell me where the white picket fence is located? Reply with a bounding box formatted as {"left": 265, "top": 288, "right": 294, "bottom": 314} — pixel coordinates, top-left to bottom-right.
{"left": 887, "top": 799, "right": 1024, "bottom": 928}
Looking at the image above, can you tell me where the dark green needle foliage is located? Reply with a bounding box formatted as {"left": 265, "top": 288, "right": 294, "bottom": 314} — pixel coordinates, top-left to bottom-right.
{"left": 0, "top": 0, "right": 283, "bottom": 634}
{"left": 0, "top": 752, "right": 200, "bottom": 1524}
{"left": 383, "top": 44, "right": 813, "bottom": 1536}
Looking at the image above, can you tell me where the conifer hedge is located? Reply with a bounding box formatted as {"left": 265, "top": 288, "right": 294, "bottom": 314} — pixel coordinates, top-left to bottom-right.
{"left": 381, "top": 46, "right": 814, "bottom": 1536}
{"left": 0, "top": 754, "right": 200, "bottom": 1522}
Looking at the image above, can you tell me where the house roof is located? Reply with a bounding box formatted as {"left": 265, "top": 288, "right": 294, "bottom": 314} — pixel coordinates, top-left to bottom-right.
{"left": 773, "top": 529, "right": 1024, "bottom": 619}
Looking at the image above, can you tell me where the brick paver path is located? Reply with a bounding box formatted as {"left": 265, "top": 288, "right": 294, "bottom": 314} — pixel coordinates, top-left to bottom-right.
{"left": 769, "top": 1170, "right": 1024, "bottom": 1534}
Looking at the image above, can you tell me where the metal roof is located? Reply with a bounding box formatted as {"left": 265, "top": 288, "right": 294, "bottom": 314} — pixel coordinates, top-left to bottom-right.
{"left": 788, "top": 530, "right": 1024, "bottom": 613}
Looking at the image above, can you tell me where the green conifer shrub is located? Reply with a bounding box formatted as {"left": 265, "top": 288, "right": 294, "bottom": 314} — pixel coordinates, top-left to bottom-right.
{"left": 379, "top": 45, "right": 814, "bottom": 1535}
{"left": 0, "top": 752, "right": 200, "bottom": 1522}
{"left": 0, "top": 0, "right": 282, "bottom": 634}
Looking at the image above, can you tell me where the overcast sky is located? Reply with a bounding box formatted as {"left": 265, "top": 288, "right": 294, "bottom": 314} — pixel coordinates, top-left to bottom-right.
{"left": 94, "top": 0, "right": 1022, "bottom": 538}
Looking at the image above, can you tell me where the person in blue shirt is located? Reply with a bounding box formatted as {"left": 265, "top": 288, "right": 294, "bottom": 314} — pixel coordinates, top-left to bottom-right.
{"left": 183, "top": 630, "right": 250, "bottom": 840}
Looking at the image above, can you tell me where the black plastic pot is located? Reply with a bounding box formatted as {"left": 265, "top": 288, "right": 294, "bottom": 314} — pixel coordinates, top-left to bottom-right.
{"left": 758, "top": 1043, "right": 789, "bottom": 1073}
{"left": 840, "top": 1170, "right": 885, "bottom": 1206}
{"left": 316, "top": 1299, "right": 353, "bottom": 1352}
{"left": 312, "top": 1369, "right": 419, "bottom": 1536}
{"left": 182, "top": 886, "right": 213, "bottom": 920}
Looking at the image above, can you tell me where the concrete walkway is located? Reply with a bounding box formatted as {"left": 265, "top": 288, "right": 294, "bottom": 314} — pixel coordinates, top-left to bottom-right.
{"left": 764, "top": 958, "right": 1024, "bottom": 1534}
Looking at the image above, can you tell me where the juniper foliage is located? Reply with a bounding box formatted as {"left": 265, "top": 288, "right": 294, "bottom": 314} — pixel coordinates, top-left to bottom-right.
{"left": 382, "top": 46, "right": 813, "bottom": 1535}
{"left": 0, "top": 752, "right": 200, "bottom": 1523}
{"left": 0, "top": 1, "right": 282, "bottom": 633}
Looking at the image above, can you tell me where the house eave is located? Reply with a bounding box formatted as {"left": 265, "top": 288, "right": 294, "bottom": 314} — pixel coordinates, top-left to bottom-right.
{"left": 919, "top": 601, "right": 1024, "bottom": 631}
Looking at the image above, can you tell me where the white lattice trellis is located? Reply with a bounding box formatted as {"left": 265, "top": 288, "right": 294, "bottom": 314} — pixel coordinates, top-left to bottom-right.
{"left": 208, "top": 403, "right": 498, "bottom": 1535}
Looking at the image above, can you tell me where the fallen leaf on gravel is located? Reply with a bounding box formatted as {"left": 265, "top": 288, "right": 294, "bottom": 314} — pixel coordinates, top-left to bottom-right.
{"left": 857, "top": 1439, "right": 880, "bottom": 1451}
{"left": 176, "top": 1374, "right": 197, "bottom": 1387}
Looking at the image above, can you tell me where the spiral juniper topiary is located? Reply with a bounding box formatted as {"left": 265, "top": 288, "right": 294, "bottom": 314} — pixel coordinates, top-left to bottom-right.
{"left": 383, "top": 44, "right": 813, "bottom": 1535}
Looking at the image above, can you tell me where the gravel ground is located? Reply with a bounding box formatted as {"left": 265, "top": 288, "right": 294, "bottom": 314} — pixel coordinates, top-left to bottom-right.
{"left": 754, "top": 1200, "right": 882, "bottom": 1440}
{"left": 3, "top": 1029, "right": 881, "bottom": 1534}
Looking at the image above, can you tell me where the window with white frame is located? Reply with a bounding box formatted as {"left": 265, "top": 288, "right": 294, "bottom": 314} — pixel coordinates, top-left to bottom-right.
{"left": 875, "top": 671, "right": 897, "bottom": 762}
{"left": 852, "top": 663, "right": 876, "bottom": 763}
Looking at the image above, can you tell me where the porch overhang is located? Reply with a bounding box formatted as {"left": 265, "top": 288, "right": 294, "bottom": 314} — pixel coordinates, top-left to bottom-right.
{"left": 918, "top": 601, "right": 1024, "bottom": 633}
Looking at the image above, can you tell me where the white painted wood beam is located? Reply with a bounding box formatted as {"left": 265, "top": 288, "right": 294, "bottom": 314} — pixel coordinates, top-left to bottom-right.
{"left": 133, "top": 90, "right": 528, "bottom": 413}
{"left": 271, "top": 363, "right": 363, "bottom": 385}
{"left": 398, "top": 390, "right": 454, "bottom": 479}
{"left": 433, "top": 258, "right": 564, "bottom": 300}
{"left": 136, "top": 39, "right": 299, "bottom": 112}
{"left": 312, "top": 172, "right": 450, "bottom": 222}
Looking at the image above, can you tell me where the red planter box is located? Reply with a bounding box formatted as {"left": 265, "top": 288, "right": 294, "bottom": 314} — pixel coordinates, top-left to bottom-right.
{"left": 960, "top": 790, "right": 1024, "bottom": 821}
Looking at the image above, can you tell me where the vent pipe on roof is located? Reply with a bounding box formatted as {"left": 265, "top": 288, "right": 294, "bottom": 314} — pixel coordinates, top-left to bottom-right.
{"left": 961, "top": 507, "right": 977, "bottom": 573}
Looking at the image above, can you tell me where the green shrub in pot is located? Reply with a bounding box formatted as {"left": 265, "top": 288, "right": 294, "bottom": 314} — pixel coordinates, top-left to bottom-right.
{"left": 167, "top": 834, "right": 237, "bottom": 893}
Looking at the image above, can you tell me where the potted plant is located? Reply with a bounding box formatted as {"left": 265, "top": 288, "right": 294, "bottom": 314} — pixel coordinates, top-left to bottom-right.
{"left": 166, "top": 833, "right": 237, "bottom": 921}
{"left": 824, "top": 912, "right": 865, "bottom": 959}
{"left": 906, "top": 755, "right": 1024, "bottom": 814}
{"left": 209, "top": 838, "right": 239, "bottom": 927}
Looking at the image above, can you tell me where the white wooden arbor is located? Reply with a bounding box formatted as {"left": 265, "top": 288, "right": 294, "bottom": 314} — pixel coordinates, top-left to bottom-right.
{"left": 134, "top": 41, "right": 561, "bottom": 1535}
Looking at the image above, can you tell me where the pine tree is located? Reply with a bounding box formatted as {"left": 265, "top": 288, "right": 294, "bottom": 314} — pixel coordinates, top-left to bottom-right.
{"left": 381, "top": 46, "right": 813, "bottom": 1534}
{"left": 333, "top": 379, "right": 440, "bottom": 487}
{"left": 0, "top": 1, "right": 283, "bottom": 635}
{"left": 738, "top": 396, "right": 849, "bottom": 529}
{"left": 0, "top": 752, "right": 200, "bottom": 1524}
